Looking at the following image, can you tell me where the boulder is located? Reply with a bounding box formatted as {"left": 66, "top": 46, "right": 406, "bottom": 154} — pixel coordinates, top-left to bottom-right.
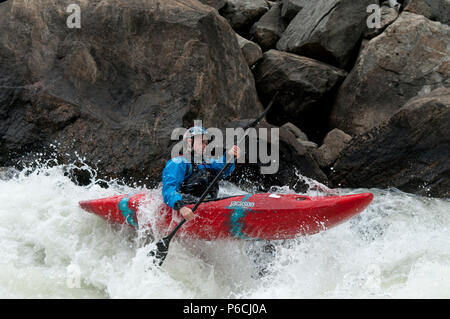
{"left": 330, "top": 12, "right": 450, "bottom": 135}
{"left": 404, "top": 0, "right": 450, "bottom": 25}
{"left": 281, "top": 122, "right": 308, "bottom": 141}
{"left": 249, "top": 2, "right": 286, "bottom": 51}
{"left": 274, "top": 124, "right": 328, "bottom": 189}
{"left": 0, "top": 0, "right": 262, "bottom": 185}
{"left": 280, "top": 0, "right": 306, "bottom": 23}
{"left": 253, "top": 49, "right": 347, "bottom": 141}
{"left": 298, "top": 139, "right": 318, "bottom": 151}
{"left": 276, "top": 0, "right": 378, "bottom": 68}
{"left": 312, "top": 128, "right": 352, "bottom": 168}
{"left": 282, "top": 122, "right": 317, "bottom": 151}
{"left": 330, "top": 87, "right": 450, "bottom": 198}
{"left": 236, "top": 34, "right": 263, "bottom": 67}
{"left": 198, "top": 0, "right": 227, "bottom": 10}
{"left": 223, "top": 120, "right": 328, "bottom": 192}
{"left": 220, "top": 0, "right": 269, "bottom": 31}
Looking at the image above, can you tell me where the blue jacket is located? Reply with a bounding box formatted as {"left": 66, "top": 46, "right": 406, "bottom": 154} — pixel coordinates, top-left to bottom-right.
{"left": 162, "top": 154, "right": 235, "bottom": 209}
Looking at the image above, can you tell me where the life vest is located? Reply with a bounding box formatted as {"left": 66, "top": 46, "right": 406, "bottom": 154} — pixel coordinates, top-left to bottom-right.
{"left": 180, "top": 162, "right": 219, "bottom": 199}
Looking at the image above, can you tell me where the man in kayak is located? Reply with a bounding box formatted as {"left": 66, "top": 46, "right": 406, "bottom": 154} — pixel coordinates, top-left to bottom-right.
{"left": 161, "top": 125, "right": 275, "bottom": 278}
{"left": 162, "top": 126, "right": 241, "bottom": 221}
{"left": 162, "top": 126, "right": 275, "bottom": 278}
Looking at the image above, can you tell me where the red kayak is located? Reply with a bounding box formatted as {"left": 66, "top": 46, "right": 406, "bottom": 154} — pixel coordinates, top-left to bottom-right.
{"left": 79, "top": 192, "right": 373, "bottom": 240}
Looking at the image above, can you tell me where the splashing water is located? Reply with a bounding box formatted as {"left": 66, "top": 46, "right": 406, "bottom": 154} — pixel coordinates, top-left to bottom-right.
{"left": 0, "top": 160, "right": 449, "bottom": 299}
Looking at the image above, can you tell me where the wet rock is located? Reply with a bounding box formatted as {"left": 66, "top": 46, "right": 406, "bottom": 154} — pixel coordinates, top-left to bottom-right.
{"left": 253, "top": 49, "right": 347, "bottom": 141}
{"left": 330, "top": 87, "right": 450, "bottom": 198}
{"left": 330, "top": 12, "right": 450, "bottom": 135}
{"left": 249, "top": 3, "right": 286, "bottom": 51}
{"left": 277, "top": 0, "right": 377, "bottom": 68}
{"left": 312, "top": 128, "right": 352, "bottom": 168}
{"left": 236, "top": 34, "right": 263, "bottom": 67}
{"left": 0, "top": 0, "right": 262, "bottom": 185}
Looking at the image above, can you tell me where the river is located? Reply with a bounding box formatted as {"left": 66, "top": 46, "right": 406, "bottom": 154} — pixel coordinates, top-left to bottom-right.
{"left": 0, "top": 161, "right": 449, "bottom": 298}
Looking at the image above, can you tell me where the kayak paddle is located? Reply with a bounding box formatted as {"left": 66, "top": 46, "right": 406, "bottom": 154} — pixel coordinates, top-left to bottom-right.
{"left": 148, "top": 92, "right": 279, "bottom": 267}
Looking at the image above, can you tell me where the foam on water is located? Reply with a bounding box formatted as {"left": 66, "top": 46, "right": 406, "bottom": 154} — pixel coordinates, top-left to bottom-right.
{"left": 0, "top": 162, "right": 449, "bottom": 298}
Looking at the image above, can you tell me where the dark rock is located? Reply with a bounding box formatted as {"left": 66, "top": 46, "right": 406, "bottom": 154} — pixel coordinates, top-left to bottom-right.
{"left": 0, "top": 0, "right": 262, "bottom": 185}
{"left": 404, "top": 0, "right": 450, "bottom": 25}
{"left": 272, "top": 124, "right": 328, "bottom": 190}
{"left": 249, "top": 3, "right": 286, "bottom": 51}
{"left": 281, "top": 122, "right": 308, "bottom": 141}
{"left": 330, "top": 12, "right": 450, "bottom": 135}
{"left": 298, "top": 139, "right": 318, "bottom": 151}
{"left": 277, "top": 0, "right": 377, "bottom": 68}
{"left": 220, "top": 0, "right": 269, "bottom": 31}
{"left": 223, "top": 120, "right": 329, "bottom": 192}
{"left": 236, "top": 34, "right": 263, "bottom": 67}
{"left": 312, "top": 128, "right": 352, "bottom": 168}
{"left": 253, "top": 49, "right": 347, "bottom": 142}
{"left": 280, "top": 0, "right": 306, "bottom": 23}
{"left": 198, "top": 0, "right": 227, "bottom": 10}
{"left": 330, "top": 87, "right": 450, "bottom": 198}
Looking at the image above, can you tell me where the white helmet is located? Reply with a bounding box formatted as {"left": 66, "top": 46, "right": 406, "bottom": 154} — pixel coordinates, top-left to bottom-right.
{"left": 183, "top": 126, "right": 209, "bottom": 140}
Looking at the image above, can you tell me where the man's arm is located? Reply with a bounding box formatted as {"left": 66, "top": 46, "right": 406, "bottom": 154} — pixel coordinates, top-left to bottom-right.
{"left": 209, "top": 146, "right": 241, "bottom": 178}
{"left": 162, "top": 158, "right": 196, "bottom": 221}
{"left": 162, "top": 158, "right": 186, "bottom": 209}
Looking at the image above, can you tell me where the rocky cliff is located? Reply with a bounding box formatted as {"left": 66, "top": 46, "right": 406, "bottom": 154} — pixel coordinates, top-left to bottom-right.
{"left": 0, "top": 0, "right": 448, "bottom": 197}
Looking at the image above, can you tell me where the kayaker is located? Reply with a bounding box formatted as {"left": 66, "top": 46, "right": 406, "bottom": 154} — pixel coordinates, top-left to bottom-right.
{"left": 162, "top": 126, "right": 241, "bottom": 221}
{"left": 161, "top": 126, "right": 273, "bottom": 279}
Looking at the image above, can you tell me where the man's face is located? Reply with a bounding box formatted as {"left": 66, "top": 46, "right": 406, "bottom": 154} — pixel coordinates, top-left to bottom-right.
{"left": 189, "top": 135, "right": 208, "bottom": 155}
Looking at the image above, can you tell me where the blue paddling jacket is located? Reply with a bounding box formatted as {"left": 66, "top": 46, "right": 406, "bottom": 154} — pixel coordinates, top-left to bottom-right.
{"left": 162, "top": 154, "right": 235, "bottom": 210}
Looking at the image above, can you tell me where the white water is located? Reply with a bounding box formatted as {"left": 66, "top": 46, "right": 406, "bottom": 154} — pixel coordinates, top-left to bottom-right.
{"left": 0, "top": 162, "right": 449, "bottom": 299}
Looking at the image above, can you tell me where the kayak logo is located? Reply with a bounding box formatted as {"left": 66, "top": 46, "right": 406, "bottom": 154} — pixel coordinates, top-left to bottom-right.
{"left": 229, "top": 201, "right": 255, "bottom": 208}
{"left": 170, "top": 120, "right": 279, "bottom": 174}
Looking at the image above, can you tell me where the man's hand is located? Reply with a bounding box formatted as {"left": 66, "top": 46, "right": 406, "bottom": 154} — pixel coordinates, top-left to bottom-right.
{"left": 179, "top": 206, "right": 195, "bottom": 221}
{"left": 227, "top": 145, "right": 241, "bottom": 159}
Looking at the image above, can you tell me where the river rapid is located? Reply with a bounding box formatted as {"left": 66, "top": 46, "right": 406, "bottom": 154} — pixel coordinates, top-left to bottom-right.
{"left": 0, "top": 161, "right": 449, "bottom": 299}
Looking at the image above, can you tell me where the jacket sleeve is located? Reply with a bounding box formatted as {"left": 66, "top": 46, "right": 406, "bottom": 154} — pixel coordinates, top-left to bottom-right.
{"left": 209, "top": 153, "right": 235, "bottom": 179}
{"left": 162, "top": 158, "right": 188, "bottom": 209}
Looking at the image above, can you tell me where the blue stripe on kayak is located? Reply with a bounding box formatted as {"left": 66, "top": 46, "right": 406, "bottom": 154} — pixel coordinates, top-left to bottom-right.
{"left": 226, "top": 194, "right": 253, "bottom": 239}
{"left": 119, "top": 197, "right": 138, "bottom": 228}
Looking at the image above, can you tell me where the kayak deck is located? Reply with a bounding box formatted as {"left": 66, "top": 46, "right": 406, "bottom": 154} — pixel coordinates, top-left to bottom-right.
{"left": 79, "top": 192, "right": 374, "bottom": 240}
